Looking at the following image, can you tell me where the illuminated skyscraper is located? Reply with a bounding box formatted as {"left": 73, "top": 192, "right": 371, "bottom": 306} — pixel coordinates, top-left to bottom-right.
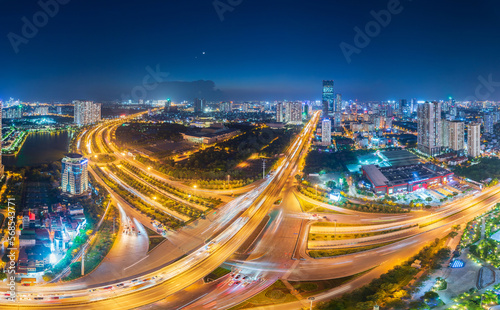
{"left": 194, "top": 98, "right": 204, "bottom": 113}
{"left": 335, "top": 93, "right": 342, "bottom": 112}
{"left": 333, "top": 112, "right": 342, "bottom": 129}
{"left": 449, "top": 121, "right": 465, "bottom": 152}
{"left": 417, "top": 101, "right": 442, "bottom": 156}
{"left": 484, "top": 113, "right": 494, "bottom": 133}
{"left": 286, "top": 102, "right": 302, "bottom": 124}
{"left": 276, "top": 102, "right": 284, "bottom": 122}
{"left": 3, "top": 105, "right": 22, "bottom": 119}
{"left": 322, "top": 119, "right": 331, "bottom": 146}
{"left": 61, "top": 154, "right": 89, "bottom": 196}
{"left": 322, "top": 80, "right": 334, "bottom": 117}
{"left": 467, "top": 123, "right": 481, "bottom": 158}
{"left": 399, "top": 99, "right": 408, "bottom": 117}
{"left": 441, "top": 119, "right": 450, "bottom": 149}
{"left": 74, "top": 101, "right": 101, "bottom": 126}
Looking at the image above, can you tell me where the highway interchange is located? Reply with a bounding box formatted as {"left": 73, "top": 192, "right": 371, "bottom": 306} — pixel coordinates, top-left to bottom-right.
{"left": 1, "top": 111, "right": 500, "bottom": 309}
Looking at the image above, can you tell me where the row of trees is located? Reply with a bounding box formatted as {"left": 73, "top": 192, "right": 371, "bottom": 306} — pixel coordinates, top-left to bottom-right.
{"left": 93, "top": 154, "right": 117, "bottom": 163}
{"left": 93, "top": 165, "right": 182, "bottom": 229}
{"left": 107, "top": 164, "right": 203, "bottom": 219}
{"left": 90, "top": 128, "right": 101, "bottom": 154}
{"left": 100, "top": 127, "right": 113, "bottom": 153}
{"left": 343, "top": 202, "right": 410, "bottom": 214}
{"left": 195, "top": 178, "right": 255, "bottom": 190}
{"left": 120, "top": 161, "right": 221, "bottom": 206}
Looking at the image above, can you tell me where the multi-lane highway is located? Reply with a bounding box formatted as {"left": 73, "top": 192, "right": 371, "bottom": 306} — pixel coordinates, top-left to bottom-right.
{"left": 0, "top": 112, "right": 321, "bottom": 308}
{"left": 3, "top": 110, "right": 500, "bottom": 310}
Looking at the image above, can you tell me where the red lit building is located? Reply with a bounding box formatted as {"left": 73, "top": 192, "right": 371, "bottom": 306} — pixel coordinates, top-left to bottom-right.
{"left": 362, "top": 163, "right": 454, "bottom": 195}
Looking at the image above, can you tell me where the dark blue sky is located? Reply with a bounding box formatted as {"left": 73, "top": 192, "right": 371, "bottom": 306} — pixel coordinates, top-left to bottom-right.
{"left": 1, "top": 0, "right": 500, "bottom": 102}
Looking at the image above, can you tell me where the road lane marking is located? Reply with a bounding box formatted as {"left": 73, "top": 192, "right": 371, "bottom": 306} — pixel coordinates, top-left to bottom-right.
{"left": 124, "top": 255, "right": 150, "bottom": 270}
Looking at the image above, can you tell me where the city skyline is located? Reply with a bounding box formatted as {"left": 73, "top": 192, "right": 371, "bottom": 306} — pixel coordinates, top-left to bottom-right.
{"left": 3, "top": 1, "right": 500, "bottom": 309}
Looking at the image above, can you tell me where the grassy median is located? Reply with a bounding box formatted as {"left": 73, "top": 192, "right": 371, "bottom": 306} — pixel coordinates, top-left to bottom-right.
{"left": 308, "top": 240, "right": 399, "bottom": 258}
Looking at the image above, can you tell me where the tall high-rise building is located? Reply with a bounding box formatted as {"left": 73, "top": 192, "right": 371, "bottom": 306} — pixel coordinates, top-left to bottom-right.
{"left": 385, "top": 117, "right": 392, "bottom": 129}
{"left": 34, "top": 106, "right": 49, "bottom": 116}
{"left": 322, "top": 80, "right": 334, "bottom": 117}
{"left": 74, "top": 101, "right": 101, "bottom": 126}
{"left": 441, "top": 119, "right": 450, "bottom": 149}
{"left": 385, "top": 104, "right": 393, "bottom": 118}
{"left": 218, "top": 102, "right": 224, "bottom": 112}
{"left": 467, "top": 123, "right": 481, "bottom": 158}
{"left": 333, "top": 112, "right": 342, "bottom": 129}
{"left": 374, "top": 116, "right": 384, "bottom": 129}
{"left": 410, "top": 98, "right": 417, "bottom": 113}
{"left": 220, "top": 102, "right": 231, "bottom": 113}
{"left": 417, "top": 102, "right": 442, "bottom": 156}
{"left": 399, "top": 99, "right": 408, "bottom": 116}
{"left": 61, "top": 154, "right": 89, "bottom": 196}
{"left": 449, "top": 121, "right": 465, "bottom": 152}
{"left": 3, "top": 105, "right": 23, "bottom": 119}
{"left": 194, "top": 98, "right": 205, "bottom": 113}
{"left": 449, "top": 107, "right": 457, "bottom": 118}
{"left": 284, "top": 102, "right": 291, "bottom": 122}
{"left": 335, "top": 93, "right": 342, "bottom": 112}
{"left": 322, "top": 119, "right": 332, "bottom": 146}
{"left": 276, "top": 102, "right": 284, "bottom": 122}
{"left": 303, "top": 104, "right": 309, "bottom": 117}
{"left": 494, "top": 111, "right": 500, "bottom": 124}
{"left": 286, "top": 102, "right": 302, "bottom": 124}
{"left": 306, "top": 101, "right": 313, "bottom": 116}
{"left": 484, "top": 113, "right": 494, "bottom": 134}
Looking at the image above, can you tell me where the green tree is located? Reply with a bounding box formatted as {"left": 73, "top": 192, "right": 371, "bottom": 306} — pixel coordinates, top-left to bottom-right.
{"left": 423, "top": 291, "right": 439, "bottom": 300}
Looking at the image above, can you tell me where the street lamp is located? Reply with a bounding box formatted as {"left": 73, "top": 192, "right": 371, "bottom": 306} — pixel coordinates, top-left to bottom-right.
{"left": 334, "top": 219, "right": 337, "bottom": 239}
{"left": 315, "top": 184, "right": 318, "bottom": 197}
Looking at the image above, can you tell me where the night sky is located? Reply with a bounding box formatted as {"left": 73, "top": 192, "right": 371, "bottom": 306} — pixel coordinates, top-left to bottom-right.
{"left": 1, "top": 0, "right": 500, "bottom": 102}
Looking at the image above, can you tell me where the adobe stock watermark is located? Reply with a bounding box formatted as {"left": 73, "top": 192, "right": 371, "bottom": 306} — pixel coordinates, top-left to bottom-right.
{"left": 213, "top": 0, "right": 243, "bottom": 21}
{"left": 5, "top": 198, "right": 17, "bottom": 302}
{"left": 340, "top": 0, "right": 412, "bottom": 64}
{"left": 7, "top": 0, "right": 71, "bottom": 54}
{"left": 463, "top": 74, "right": 500, "bottom": 102}
{"left": 121, "top": 65, "right": 169, "bottom": 102}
